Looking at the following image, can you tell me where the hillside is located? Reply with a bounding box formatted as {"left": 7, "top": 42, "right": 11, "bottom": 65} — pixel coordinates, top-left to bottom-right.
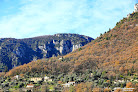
{"left": 0, "top": 34, "right": 94, "bottom": 71}
{"left": 5, "top": 12, "right": 138, "bottom": 77}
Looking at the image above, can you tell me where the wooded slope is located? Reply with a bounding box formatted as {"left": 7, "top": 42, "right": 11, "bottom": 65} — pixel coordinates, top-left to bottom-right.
{"left": 6, "top": 12, "right": 138, "bottom": 77}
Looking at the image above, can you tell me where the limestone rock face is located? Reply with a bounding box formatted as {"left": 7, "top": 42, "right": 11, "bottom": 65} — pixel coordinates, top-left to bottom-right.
{"left": 0, "top": 33, "right": 94, "bottom": 71}
{"left": 72, "top": 44, "right": 82, "bottom": 51}
{"left": 58, "top": 40, "right": 72, "bottom": 55}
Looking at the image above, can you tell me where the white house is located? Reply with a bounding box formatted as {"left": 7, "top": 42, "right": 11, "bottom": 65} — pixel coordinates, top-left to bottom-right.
{"left": 26, "top": 84, "right": 34, "bottom": 88}
{"left": 44, "top": 76, "right": 52, "bottom": 82}
{"left": 114, "top": 80, "right": 125, "bottom": 84}
{"left": 30, "top": 77, "right": 43, "bottom": 83}
{"left": 14, "top": 75, "right": 20, "bottom": 80}
{"left": 113, "top": 87, "right": 122, "bottom": 91}
{"left": 44, "top": 76, "right": 49, "bottom": 80}
{"left": 62, "top": 81, "right": 75, "bottom": 87}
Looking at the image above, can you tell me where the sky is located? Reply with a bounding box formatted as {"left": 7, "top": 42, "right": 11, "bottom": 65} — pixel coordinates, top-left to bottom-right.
{"left": 0, "top": 0, "right": 137, "bottom": 39}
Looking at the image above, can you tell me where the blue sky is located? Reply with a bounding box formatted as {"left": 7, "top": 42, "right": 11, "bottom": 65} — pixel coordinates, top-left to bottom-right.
{"left": 0, "top": 0, "right": 137, "bottom": 39}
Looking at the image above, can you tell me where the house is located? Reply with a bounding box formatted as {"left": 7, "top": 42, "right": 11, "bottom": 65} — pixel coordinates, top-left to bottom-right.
{"left": 118, "top": 80, "right": 125, "bottom": 83}
{"left": 47, "top": 79, "right": 52, "bottom": 82}
{"left": 58, "top": 58, "right": 62, "bottom": 60}
{"left": 113, "top": 87, "right": 122, "bottom": 91}
{"left": 127, "top": 3, "right": 138, "bottom": 19}
{"left": 14, "top": 75, "right": 20, "bottom": 80}
{"left": 62, "top": 81, "right": 75, "bottom": 87}
{"left": 90, "top": 73, "right": 93, "bottom": 77}
{"left": 44, "top": 76, "right": 52, "bottom": 82}
{"left": 58, "top": 81, "right": 63, "bottom": 84}
{"left": 26, "top": 84, "right": 34, "bottom": 88}
{"left": 130, "top": 79, "right": 138, "bottom": 82}
{"left": 114, "top": 80, "right": 125, "bottom": 84}
{"left": 44, "top": 76, "right": 49, "bottom": 80}
{"left": 30, "top": 77, "right": 43, "bottom": 83}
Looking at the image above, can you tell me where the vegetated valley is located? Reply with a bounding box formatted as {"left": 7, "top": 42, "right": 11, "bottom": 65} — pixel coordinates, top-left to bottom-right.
{"left": 0, "top": 12, "right": 138, "bottom": 92}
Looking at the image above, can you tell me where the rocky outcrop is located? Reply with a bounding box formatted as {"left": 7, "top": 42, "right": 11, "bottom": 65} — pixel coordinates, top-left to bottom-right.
{"left": 0, "top": 33, "right": 94, "bottom": 71}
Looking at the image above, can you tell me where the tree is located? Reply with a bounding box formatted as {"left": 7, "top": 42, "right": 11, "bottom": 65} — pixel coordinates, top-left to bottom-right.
{"left": 105, "top": 37, "right": 110, "bottom": 40}
{"left": 104, "top": 88, "right": 111, "bottom": 92}
{"left": 4, "top": 66, "right": 8, "bottom": 73}
{"left": 114, "top": 89, "right": 122, "bottom": 92}
{"left": 75, "top": 82, "right": 93, "bottom": 92}
{"left": 108, "top": 28, "right": 111, "bottom": 32}
{"left": 69, "top": 85, "right": 75, "bottom": 92}
{"left": 41, "top": 85, "right": 49, "bottom": 92}
{"left": 93, "top": 88, "right": 102, "bottom": 92}
{"left": 126, "top": 82, "right": 133, "bottom": 88}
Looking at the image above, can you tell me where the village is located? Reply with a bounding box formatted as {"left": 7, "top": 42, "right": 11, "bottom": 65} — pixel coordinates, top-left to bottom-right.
{"left": 0, "top": 70, "right": 137, "bottom": 92}
{"left": 0, "top": 2, "right": 138, "bottom": 92}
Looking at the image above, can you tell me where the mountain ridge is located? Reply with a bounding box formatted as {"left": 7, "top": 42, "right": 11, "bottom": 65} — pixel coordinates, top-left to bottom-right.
{"left": 5, "top": 12, "right": 138, "bottom": 77}
{"left": 0, "top": 33, "right": 94, "bottom": 72}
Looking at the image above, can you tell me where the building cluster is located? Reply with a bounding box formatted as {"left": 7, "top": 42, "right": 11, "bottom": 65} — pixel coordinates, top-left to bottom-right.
{"left": 134, "top": 3, "right": 138, "bottom": 12}
{"left": 127, "top": 3, "right": 138, "bottom": 18}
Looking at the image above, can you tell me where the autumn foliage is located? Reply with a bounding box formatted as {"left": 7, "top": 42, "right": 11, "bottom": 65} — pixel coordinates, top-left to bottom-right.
{"left": 5, "top": 12, "right": 138, "bottom": 78}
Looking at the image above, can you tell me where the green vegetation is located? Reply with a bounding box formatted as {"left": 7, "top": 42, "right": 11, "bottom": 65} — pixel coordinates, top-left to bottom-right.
{"left": 0, "top": 70, "right": 137, "bottom": 92}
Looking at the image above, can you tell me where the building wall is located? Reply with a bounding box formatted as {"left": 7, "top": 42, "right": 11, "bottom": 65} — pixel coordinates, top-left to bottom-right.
{"left": 134, "top": 3, "right": 138, "bottom": 12}
{"left": 30, "top": 78, "right": 42, "bottom": 82}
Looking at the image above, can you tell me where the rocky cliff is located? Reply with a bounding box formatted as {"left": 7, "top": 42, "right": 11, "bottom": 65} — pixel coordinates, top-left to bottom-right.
{"left": 0, "top": 33, "right": 94, "bottom": 71}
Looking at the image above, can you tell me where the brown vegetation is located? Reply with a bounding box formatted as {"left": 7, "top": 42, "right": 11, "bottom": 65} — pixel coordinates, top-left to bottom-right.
{"left": 5, "top": 13, "right": 138, "bottom": 78}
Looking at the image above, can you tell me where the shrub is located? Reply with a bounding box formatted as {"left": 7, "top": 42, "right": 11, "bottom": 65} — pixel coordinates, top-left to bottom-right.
{"left": 113, "top": 35, "right": 117, "bottom": 37}
{"left": 104, "top": 88, "right": 111, "bottom": 92}
{"left": 105, "top": 37, "right": 110, "bottom": 40}
{"left": 79, "top": 48, "right": 82, "bottom": 51}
